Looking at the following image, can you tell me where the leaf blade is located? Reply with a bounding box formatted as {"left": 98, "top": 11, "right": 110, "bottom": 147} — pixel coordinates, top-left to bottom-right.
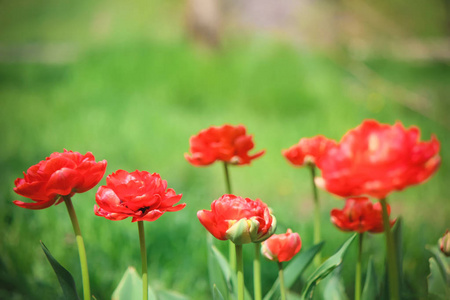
{"left": 300, "top": 234, "right": 357, "bottom": 300}
{"left": 40, "top": 241, "right": 80, "bottom": 300}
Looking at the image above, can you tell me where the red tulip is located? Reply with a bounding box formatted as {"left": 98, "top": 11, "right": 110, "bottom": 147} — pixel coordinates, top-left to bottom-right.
{"left": 94, "top": 170, "right": 185, "bottom": 222}
{"left": 282, "top": 136, "right": 336, "bottom": 168}
{"left": 330, "top": 197, "right": 394, "bottom": 233}
{"left": 197, "top": 194, "right": 276, "bottom": 245}
{"left": 185, "top": 124, "right": 265, "bottom": 166}
{"left": 262, "top": 229, "right": 302, "bottom": 262}
{"left": 316, "top": 120, "right": 440, "bottom": 199}
{"left": 13, "top": 150, "right": 107, "bottom": 210}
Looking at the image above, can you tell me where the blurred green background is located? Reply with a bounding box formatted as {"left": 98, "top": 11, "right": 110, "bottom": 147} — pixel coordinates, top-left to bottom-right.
{"left": 1, "top": 0, "right": 449, "bottom": 299}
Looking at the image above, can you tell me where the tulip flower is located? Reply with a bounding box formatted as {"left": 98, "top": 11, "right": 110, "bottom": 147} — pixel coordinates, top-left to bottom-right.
{"left": 197, "top": 194, "right": 276, "bottom": 245}
{"left": 316, "top": 120, "right": 440, "bottom": 199}
{"left": 282, "top": 136, "right": 336, "bottom": 169}
{"left": 283, "top": 136, "right": 335, "bottom": 266}
{"left": 13, "top": 150, "right": 107, "bottom": 300}
{"left": 262, "top": 229, "right": 301, "bottom": 300}
{"left": 440, "top": 230, "right": 450, "bottom": 257}
{"left": 185, "top": 124, "right": 265, "bottom": 167}
{"left": 331, "top": 197, "right": 395, "bottom": 234}
{"left": 94, "top": 170, "right": 185, "bottom": 222}
{"left": 95, "top": 169, "right": 185, "bottom": 300}
{"left": 14, "top": 150, "right": 107, "bottom": 209}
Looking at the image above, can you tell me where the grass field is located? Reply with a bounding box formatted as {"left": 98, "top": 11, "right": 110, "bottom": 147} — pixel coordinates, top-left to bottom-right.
{"left": 1, "top": 1, "right": 449, "bottom": 299}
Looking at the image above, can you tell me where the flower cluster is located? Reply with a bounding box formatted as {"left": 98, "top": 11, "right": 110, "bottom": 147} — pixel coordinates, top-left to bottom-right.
{"left": 11, "top": 120, "right": 443, "bottom": 300}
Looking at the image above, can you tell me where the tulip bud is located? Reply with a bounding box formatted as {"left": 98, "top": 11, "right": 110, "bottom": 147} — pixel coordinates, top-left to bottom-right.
{"left": 440, "top": 230, "right": 450, "bottom": 257}
{"left": 261, "top": 229, "right": 302, "bottom": 262}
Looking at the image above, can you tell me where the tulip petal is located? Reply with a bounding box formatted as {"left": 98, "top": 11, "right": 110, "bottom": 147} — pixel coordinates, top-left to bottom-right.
{"left": 13, "top": 198, "right": 58, "bottom": 210}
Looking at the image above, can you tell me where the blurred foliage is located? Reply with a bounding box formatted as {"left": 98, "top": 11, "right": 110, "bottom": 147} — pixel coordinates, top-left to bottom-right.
{"left": 0, "top": 0, "right": 449, "bottom": 299}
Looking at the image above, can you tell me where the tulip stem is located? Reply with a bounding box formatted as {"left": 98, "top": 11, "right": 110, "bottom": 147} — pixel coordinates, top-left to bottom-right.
{"left": 278, "top": 262, "right": 286, "bottom": 300}
{"left": 355, "top": 232, "right": 364, "bottom": 300}
{"left": 309, "top": 165, "right": 321, "bottom": 266}
{"left": 223, "top": 162, "right": 236, "bottom": 271}
{"left": 138, "top": 221, "right": 148, "bottom": 300}
{"left": 254, "top": 243, "right": 262, "bottom": 300}
{"left": 236, "top": 244, "right": 244, "bottom": 300}
{"left": 63, "top": 196, "right": 90, "bottom": 300}
{"left": 380, "top": 198, "right": 399, "bottom": 300}
{"left": 223, "top": 162, "right": 232, "bottom": 195}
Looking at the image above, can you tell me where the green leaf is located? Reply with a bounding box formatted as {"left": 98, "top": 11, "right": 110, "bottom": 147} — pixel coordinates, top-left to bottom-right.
{"left": 213, "top": 284, "right": 225, "bottom": 300}
{"left": 322, "top": 269, "right": 349, "bottom": 300}
{"left": 428, "top": 257, "right": 450, "bottom": 299}
{"left": 111, "top": 267, "right": 157, "bottom": 300}
{"left": 207, "top": 235, "right": 228, "bottom": 297}
{"left": 361, "top": 257, "right": 378, "bottom": 300}
{"left": 263, "top": 242, "right": 324, "bottom": 300}
{"left": 40, "top": 241, "right": 80, "bottom": 300}
{"left": 426, "top": 244, "right": 450, "bottom": 280}
{"left": 211, "top": 244, "right": 252, "bottom": 300}
{"left": 300, "top": 234, "right": 357, "bottom": 300}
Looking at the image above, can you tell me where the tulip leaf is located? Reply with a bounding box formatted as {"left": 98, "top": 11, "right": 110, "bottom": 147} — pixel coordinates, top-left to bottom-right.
{"left": 211, "top": 244, "right": 252, "bottom": 300}
{"left": 427, "top": 257, "right": 450, "bottom": 299}
{"left": 322, "top": 268, "right": 349, "bottom": 300}
{"left": 40, "top": 241, "right": 80, "bottom": 300}
{"left": 207, "top": 234, "right": 229, "bottom": 298}
{"left": 426, "top": 244, "right": 450, "bottom": 280}
{"left": 300, "top": 234, "right": 357, "bottom": 300}
{"left": 361, "top": 257, "right": 378, "bottom": 300}
{"left": 111, "top": 267, "right": 157, "bottom": 300}
{"left": 263, "top": 242, "right": 324, "bottom": 300}
{"left": 213, "top": 284, "right": 225, "bottom": 300}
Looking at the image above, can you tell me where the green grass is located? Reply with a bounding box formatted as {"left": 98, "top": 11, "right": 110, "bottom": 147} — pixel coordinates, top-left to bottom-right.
{"left": 1, "top": 1, "right": 449, "bottom": 299}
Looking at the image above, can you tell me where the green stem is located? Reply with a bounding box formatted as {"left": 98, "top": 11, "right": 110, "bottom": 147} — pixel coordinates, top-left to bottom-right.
{"left": 236, "top": 244, "right": 244, "bottom": 300}
{"left": 63, "top": 196, "right": 90, "bottom": 300}
{"left": 355, "top": 233, "right": 364, "bottom": 300}
{"left": 278, "top": 262, "right": 286, "bottom": 300}
{"left": 223, "top": 162, "right": 236, "bottom": 271}
{"left": 223, "top": 162, "right": 232, "bottom": 195}
{"left": 138, "top": 221, "right": 148, "bottom": 300}
{"left": 380, "top": 198, "right": 399, "bottom": 300}
{"left": 309, "top": 165, "right": 321, "bottom": 266}
{"left": 254, "top": 243, "right": 262, "bottom": 300}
